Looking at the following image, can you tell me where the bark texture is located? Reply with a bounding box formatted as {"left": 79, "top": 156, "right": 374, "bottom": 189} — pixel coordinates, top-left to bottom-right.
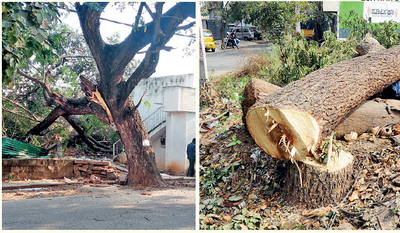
{"left": 282, "top": 150, "right": 354, "bottom": 209}
{"left": 242, "top": 78, "right": 282, "bottom": 125}
{"left": 246, "top": 45, "right": 400, "bottom": 161}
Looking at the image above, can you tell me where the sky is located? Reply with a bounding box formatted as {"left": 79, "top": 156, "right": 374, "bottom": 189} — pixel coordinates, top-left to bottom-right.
{"left": 61, "top": 2, "right": 195, "bottom": 77}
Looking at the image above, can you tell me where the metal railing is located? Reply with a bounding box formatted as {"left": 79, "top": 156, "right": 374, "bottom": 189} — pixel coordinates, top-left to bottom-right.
{"left": 112, "top": 139, "right": 124, "bottom": 160}
{"left": 143, "top": 106, "right": 166, "bottom": 133}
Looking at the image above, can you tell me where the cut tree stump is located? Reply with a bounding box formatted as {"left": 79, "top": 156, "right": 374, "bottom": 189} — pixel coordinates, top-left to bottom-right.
{"left": 244, "top": 45, "right": 400, "bottom": 208}
{"left": 246, "top": 45, "right": 400, "bottom": 162}
{"left": 281, "top": 150, "right": 354, "bottom": 209}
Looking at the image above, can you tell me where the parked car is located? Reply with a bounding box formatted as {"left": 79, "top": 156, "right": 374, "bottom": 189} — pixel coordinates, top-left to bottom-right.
{"left": 202, "top": 29, "right": 216, "bottom": 52}
{"left": 229, "top": 27, "right": 254, "bottom": 41}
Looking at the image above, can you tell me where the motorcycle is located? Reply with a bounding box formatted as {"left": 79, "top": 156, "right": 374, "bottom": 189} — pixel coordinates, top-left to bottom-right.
{"left": 221, "top": 36, "right": 236, "bottom": 50}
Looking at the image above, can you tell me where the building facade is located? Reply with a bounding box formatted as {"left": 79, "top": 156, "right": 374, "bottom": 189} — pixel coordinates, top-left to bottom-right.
{"left": 131, "top": 74, "right": 195, "bottom": 175}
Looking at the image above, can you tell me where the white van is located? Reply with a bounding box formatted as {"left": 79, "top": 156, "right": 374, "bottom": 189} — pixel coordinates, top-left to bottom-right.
{"left": 229, "top": 27, "right": 254, "bottom": 41}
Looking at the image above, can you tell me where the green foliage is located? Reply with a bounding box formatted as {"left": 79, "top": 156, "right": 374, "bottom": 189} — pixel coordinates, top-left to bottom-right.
{"left": 391, "top": 205, "right": 400, "bottom": 216}
{"left": 258, "top": 32, "right": 357, "bottom": 86}
{"left": 225, "top": 208, "right": 262, "bottom": 230}
{"left": 200, "top": 198, "right": 224, "bottom": 215}
{"left": 2, "top": 2, "right": 60, "bottom": 84}
{"left": 200, "top": 167, "right": 229, "bottom": 195}
{"left": 341, "top": 10, "right": 400, "bottom": 48}
{"left": 243, "top": 1, "right": 309, "bottom": 42}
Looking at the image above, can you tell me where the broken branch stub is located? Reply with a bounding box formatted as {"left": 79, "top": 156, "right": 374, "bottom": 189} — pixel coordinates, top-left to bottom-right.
{"left": 246, "top": 45, "right": 400, "bottom": 162}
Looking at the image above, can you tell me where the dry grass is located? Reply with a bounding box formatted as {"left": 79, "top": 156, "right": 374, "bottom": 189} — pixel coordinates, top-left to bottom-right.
{"left": 233, "top": 51, "right": 272, "bottom": 79}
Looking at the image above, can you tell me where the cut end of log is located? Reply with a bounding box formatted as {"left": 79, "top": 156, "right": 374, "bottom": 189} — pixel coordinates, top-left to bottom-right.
{"left": 246, "top": 107, "right": 320, "bottom": 161}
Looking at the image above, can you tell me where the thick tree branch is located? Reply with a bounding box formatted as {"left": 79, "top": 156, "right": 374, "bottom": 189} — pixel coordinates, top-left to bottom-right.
{"left": 111, "top": 2, "right": 195, "bottom": 82}
{"left": 75, "top": 2, "right": 108, "bottom": 74}
{"left": 133, "top": 2, "right": 145, "bottom": 30}
{"left": 24, "top": 106, "right": 66, "bottom": 139}
{"left": 64, "top": 115, "right": 113, "bottom": 152}
{"left": 117, "top": 3, "right": 195, "bottom": 105}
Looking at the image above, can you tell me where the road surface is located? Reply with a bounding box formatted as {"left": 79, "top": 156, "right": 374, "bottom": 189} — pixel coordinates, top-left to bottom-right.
{"left": 205, "top": 40, "right": 272, "bottom": 77}
{"left": 2, "top": 186, "right": 195, "bottom": 230}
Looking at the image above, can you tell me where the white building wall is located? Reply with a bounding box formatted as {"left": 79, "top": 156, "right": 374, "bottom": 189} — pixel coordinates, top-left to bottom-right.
{"left": 131, "top": 74, "right": 194, "bottom": 121}
{"left": 152, "top": 136, "right": 166, "bottom": 171}
{"left": 130, "top": 74, "right": 195, "bottom": 175}
{"left": 165, "top": 112, "right": 188, "bottom": 174}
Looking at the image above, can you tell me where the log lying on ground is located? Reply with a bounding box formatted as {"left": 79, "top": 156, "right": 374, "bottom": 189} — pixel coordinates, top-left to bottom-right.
{"left": 242, "top": 80, "right": 400, "bottom": 139}
{"left": 335, "top": 99, "right": 400, "bottom": 138}
{"left": 246, "top": 45, "right": 400, "bottom": 162}
{"left": 242, "top": 78, "right": 282, "bottom": 126}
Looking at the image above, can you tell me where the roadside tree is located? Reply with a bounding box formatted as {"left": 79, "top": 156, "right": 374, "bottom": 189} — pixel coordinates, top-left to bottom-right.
{"left": 2, "top": 2, "right": 196, "bottom": 187}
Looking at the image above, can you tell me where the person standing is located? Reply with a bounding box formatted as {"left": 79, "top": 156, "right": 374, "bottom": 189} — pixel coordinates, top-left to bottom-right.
{"left": 186, "top": 138, "right": 196, "bottom": 177}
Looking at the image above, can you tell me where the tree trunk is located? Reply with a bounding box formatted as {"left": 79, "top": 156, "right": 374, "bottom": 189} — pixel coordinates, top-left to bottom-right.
{"left": 246, "top": 45, "right": 400, "bottom": 162}
{"left": 111, "top": 99, "right": 165, "bottom": 188}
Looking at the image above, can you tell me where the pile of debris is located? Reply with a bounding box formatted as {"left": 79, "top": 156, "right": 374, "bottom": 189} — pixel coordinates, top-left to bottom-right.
{"left": 73, "top": 159, "right": 127, "bottom": 185}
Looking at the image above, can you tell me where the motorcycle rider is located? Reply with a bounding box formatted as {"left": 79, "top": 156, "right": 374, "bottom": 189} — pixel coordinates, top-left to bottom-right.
{"left": 231, "top": 29, "right": 240, "bottom": 49}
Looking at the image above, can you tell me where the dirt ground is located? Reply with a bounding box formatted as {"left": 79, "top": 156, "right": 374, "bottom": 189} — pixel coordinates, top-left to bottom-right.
{"left": 2, "top": 177, "right": 195, "bottom": 202}
{"left": 199, "top": 84, "right": 400, "bottom": 230}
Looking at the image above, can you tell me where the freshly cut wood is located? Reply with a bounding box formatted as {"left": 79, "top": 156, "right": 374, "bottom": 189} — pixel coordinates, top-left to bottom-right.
{"left": 246, "top": 45, "right": 400, "bottom": 162}
{"left": 282, "top": 150, "right": 354, "bottom": 209}
{"left": 242, "top": 78, "right": 282, "bottom": 124}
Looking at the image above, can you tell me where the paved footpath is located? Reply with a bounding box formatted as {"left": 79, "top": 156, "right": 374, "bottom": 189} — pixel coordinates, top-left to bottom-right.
{"left": 2, "top": 185, "right": 196, "bottom": 230}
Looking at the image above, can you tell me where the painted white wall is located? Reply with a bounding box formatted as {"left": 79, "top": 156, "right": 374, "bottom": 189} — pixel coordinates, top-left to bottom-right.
{"left": 130, "top": 74, "right": 195, "bottom": 175}
{"left": 131, "top": 74, "right": 194, "bottom": 122}
{"left": 152, "top": 135, "right": 166, "bottom": 171}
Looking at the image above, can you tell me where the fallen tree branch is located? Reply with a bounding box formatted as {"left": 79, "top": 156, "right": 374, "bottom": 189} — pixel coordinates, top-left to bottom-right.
{"left": 200, "top": 111, "right": 229, "bottom": 126}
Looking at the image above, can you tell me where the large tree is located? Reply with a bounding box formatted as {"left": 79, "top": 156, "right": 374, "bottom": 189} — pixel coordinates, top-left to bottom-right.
{"left": 3, "top": 2, "right": 195, "bottom": 188}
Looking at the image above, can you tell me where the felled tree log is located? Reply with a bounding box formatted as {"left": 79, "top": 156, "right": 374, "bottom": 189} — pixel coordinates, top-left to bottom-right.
{"left": 242, "top": 78, "right": 282, "bottom": 126}
{"left": 356, "top": 33, "right": 385, "bottom": 56}
{"left": 246, "top": 45, "right": 400, "bottom": 162}
{"left": 335, "top": 99, "right": 400, "bottom": 138}
{"left": 243, "top": 81, "right": 400, "bottom": 139}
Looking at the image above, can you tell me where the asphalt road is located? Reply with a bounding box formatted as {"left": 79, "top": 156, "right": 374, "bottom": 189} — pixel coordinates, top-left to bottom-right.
{"left": 2, "top": 186, "right": 195, "bottom": 230}
{"left": 205, "top": 40, "right": 272, "bottom": 77}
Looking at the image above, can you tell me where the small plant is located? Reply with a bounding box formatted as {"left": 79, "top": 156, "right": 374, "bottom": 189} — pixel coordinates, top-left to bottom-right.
{"left": 391, "top": 205, "right": 400, "bottom": 216}
{"left": 223, "top": 208, "right": 262, "bottom": 230}
{"left": 200, "top": 167, "right": 229, "bottom": 195}
{"left": 7, "top": 175, "right": 13, "bottom": 181}
{"left": 227, "top": 134, "right": 241, "bottom": 147}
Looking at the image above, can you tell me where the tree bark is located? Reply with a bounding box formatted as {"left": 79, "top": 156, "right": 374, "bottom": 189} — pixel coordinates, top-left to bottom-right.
{"left": 246, "top": 45, "right": 400, "bottom": 162}
{"left": 112, "top": 99, "right": 165, "bottom": 188}
{"left": 281, "top": 150, "right": 354, "bottom": 209}
{"left": 242, "top": 78, "right": 282, "bottom": 126}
